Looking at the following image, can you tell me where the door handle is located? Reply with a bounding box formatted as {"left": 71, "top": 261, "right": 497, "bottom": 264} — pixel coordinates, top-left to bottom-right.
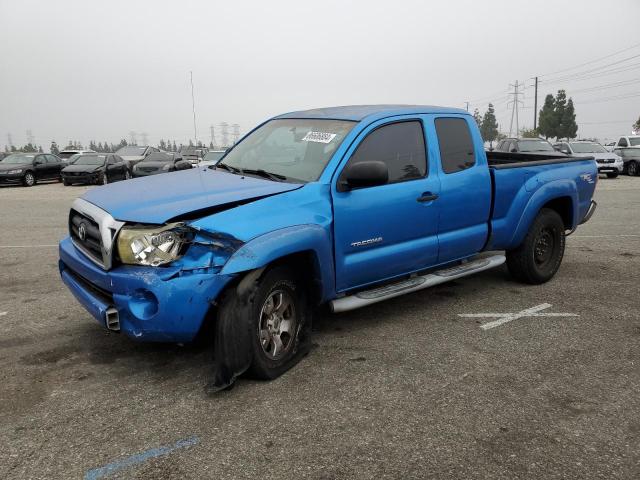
{"left": 417, "top": 192, "right": 439, "bottom": 203}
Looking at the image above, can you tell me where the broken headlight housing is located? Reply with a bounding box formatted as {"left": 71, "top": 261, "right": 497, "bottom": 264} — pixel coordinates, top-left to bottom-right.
{"left": 117, "top": 223, "right": 191, "bottom": 266}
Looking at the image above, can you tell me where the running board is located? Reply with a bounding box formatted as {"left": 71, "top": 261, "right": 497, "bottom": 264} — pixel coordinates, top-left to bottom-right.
{"left": 330, "top": 254, "right": 506, "bottom": 313}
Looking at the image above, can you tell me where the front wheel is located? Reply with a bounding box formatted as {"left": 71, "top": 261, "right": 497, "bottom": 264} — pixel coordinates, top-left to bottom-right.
{"left": 209, "top": 266, "right": 311, "bottom": 392}
{"left": 606, "top": 172, "right": 619, "bottom": 179}
{"left": 101, "top": 172, "right": 108, "bottom": 185}
{"left": 506, "top": 208, "right": 566, "bottom": 285}
{"left": 124, "top": 170, "right": 131, "bottom": 180}
{"left": 22, "top": 171, "right": 36, "bottom": 187}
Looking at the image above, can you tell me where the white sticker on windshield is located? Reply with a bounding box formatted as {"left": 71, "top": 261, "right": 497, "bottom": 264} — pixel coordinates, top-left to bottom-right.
{"left": 302, "top": 131, "right": 337, "bottom": 144}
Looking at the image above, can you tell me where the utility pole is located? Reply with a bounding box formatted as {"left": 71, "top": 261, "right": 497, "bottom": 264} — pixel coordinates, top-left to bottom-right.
{"left": 508, "top": 80, "right": 523, "bottom": 137}
{"left": 465, "top": 101, "right": 470, "bottom": 112}
{"left": 533, "top": 76, "right": 539, "bottom": 131}
{"left": 190, "top": 71, "right": 197, "bottom": 144}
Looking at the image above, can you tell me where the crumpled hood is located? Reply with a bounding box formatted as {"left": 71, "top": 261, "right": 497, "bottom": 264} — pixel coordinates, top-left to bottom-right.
{"left": 81, "top": 167, "right": 302, "bottom": 224}
{"left": 63, "top": 164, "right": 102, "bottom": 173}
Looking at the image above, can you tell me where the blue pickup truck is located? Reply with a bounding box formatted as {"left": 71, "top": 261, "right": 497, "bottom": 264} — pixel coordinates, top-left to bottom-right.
{"left": 59, "top": 105, "right": 597, "bottom": 390}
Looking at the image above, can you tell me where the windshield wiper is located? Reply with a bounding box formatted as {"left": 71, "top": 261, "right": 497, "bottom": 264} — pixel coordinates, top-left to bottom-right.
{"left": 216, "top": 163, "right": 242, "bottom": 174}
{"left": 241, "top": 168, "right": 288, "bottom": 182}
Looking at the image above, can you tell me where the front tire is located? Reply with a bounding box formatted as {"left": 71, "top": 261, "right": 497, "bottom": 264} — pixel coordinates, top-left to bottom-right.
{"left": 22, "top": 171, "right": 36, "bottom": 187}
{"left": 209, "top": 266, "right": 311, "bottom": 392}
{"left": 101, "top": 172, "right": 108, "bottom": 185}
{"left": 606, "top": 172, "right": 619, "bottom": 179}
{"left": 62, "top": 178, "right": 70, "bottom": 186}
{"left": 124, "top": 170, "right": 131, "bottom": 180}
{"left": 506, "top": 208, "right": 566, "bottom": 285}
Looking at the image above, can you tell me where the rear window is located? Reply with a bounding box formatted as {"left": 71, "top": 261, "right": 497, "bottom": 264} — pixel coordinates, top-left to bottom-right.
{"left": 435, "top": 118, "right": 476, "bottom": 174}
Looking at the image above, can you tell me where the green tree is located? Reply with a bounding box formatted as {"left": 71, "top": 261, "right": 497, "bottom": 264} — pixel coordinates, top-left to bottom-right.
{"left": 520, "top": 128, "right": 539, "bottom": 138}
{"left": 50, "top": 141, "right": 59, "bottom": 154}
{"left": 553, "top": 90, "right": 568, "bottom": 139}
{"left": 472, "top": 108, "right": 482, "bottom": 127}
{"left": 537, "top": 94, "right": 556, "bottom": 139}
{"left": 634, "top": 116, "right": 640, "bottom": 133}
{"left": 560, "top": 98, "right": 578, "bottom": 139}
{"left": 480, "top": 103, "right": 499, "bottom": 148}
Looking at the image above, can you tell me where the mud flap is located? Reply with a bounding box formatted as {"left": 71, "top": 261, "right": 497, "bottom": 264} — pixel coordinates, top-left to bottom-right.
{"left": 205, "top": 267, "right": 312, "bottom": 394}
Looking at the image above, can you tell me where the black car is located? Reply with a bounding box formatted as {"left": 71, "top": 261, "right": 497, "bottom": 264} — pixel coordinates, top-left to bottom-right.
{"left": 495, "top": 137, "right": 567, "bottom": 156}
{"left": 61, "top": 154, "right": 131, "bottom": 185}
{"left": 0, "top": 152, "right": 62, "bottom": 186}
{"left": 132, "top": 152, "right": 192, "bottom": 177}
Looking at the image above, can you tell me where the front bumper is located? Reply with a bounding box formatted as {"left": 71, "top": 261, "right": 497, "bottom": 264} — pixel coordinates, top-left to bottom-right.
{"left": 596, "top": 161, "right": 623, "bottom": 173}
{"left": 0, "top": 173, "right": 24, "bottom": 184}
{"left": 59, "top": 236, "right": 235, "bottom": 342}
{"left": 63, "top": 173, "right": 100, "bottom": 184}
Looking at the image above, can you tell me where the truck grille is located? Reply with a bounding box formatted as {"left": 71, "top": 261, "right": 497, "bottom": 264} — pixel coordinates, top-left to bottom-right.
{"left": 70, "top": 210, "right": 103, "bottom": 263}
{"left": 597, "top": 159, "right": 615, "bottom": 164}
{"left": 68, "top": 198, "right": 125, "bottom": 270}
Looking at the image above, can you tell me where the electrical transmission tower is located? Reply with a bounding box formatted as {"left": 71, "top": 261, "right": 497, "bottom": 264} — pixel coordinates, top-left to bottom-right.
{"left": 129, "top": 131, "right": 138, "bottom": 145}
{"left": 210, "top": 125, "right": 218, "bottom": 148}
{"left": 26, "top": 130, "right": 34, "bottom": 146}
{"left": 219, "top": 122, "right": 229, "bottom": 147}
{"left": 231, "top": 124, "right": 240, "bottom": 144}
{"left": 7, "top": 133, "right": 13, "bottom": 148}
{"left": 508, "top": 80, "right": 524, "bottom": 137}
{"left": 140, "top": 132, "right": 148, "bottom": 146}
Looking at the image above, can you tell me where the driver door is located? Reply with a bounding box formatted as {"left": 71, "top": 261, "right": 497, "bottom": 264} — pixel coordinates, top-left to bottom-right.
{"left": 332, "top": 118, "right": 440, "bottom": 291}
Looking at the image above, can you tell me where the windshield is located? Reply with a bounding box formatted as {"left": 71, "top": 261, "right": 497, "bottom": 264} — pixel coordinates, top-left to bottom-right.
{"left": 74, "top": 155, "right": 105, "bottom": 165}
{"left": 1, "top": 154, "right": 35, "bottom": 164}
{"left": 219, "top": 119, "right": 355, "bottom": 182}
{"left": 518, "top": 139, "right": 554, "bottom": 152}
{"left": 142, "top": 153, "right": 173, "bottom": 163}
{"left": 629, "top": 138, "right": 640, "bottom": 146}
{"left": 570, "top": 142, "right": 606, "bottom": 153}
{"left": 204, "top": 151, "right": 225, "bottom": 162}
{"left": 116, "top": 146, "right": 147, "bottom": 156}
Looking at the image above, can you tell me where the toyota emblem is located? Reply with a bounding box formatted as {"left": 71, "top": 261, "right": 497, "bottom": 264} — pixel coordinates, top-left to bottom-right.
{"left": 78, "top": 222, "right": 87, "bottom": 241}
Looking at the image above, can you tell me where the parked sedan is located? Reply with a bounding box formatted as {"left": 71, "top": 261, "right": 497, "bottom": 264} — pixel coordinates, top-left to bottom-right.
{"left": 0, "top": 152, "right": 62, "bottom": 186}
{"left": 61, "top": 154, "right": 131, "bottom": 185}
{"left": 132, "top": 152, "right": 192, "bottom": 177}
{"left": 114, "top": 145, "right": 159, "bottom": 169}
{"left": 58, "top": 149, "right": 96, "bottom": 165}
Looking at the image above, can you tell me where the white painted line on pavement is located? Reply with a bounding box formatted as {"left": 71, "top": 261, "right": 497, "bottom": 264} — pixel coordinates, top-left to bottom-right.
{"left": 572, "top": 234, "right": 640, "bottom": 238}
{"left": 0, "top": 244, "right": 58, "bottom": 248}
{"left": 458, "top": 303, "right": 578, "bottom": 330}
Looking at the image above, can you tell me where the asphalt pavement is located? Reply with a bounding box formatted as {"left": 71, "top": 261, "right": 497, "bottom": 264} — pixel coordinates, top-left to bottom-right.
{"left": 0, "top": 176, "right": 638, "bottom": 479}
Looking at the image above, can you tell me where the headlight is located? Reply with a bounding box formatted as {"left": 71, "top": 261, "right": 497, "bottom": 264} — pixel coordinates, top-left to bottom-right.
{"left": 7, "top": 169, "right": 23, "bottom": 174}
{"left": 117, "top": 223, "right": 190, "bottom": 266}
{"left": 162, "top": 164, "right": 170, "bottom": 170}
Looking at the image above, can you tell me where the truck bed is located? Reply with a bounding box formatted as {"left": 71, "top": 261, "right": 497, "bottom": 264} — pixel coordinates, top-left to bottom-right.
{"left": 486, "top": 150, "right": 594, "bottom": 168}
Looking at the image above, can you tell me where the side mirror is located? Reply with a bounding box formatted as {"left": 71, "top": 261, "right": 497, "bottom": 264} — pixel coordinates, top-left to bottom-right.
{"left": 340, "top": 161, "right": 388, "bottom": 191}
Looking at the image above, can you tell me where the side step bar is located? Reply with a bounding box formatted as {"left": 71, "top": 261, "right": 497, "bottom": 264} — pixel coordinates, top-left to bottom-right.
{"left": 330, "top": 254, "right": 506, "bottom": 313}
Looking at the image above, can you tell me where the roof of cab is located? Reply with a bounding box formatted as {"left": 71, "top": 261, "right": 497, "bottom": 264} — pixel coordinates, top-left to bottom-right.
{"left": 274, "top": 104, "right": 468, "bottom": 122}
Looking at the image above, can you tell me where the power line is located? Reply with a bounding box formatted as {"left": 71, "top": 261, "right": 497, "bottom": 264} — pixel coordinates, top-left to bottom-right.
{"left": 574, "top": 92, "right": 640, "bottom": 105}
{"left": 543, "top": 52, "right": 640, "bottom": 83}
{"left": 538, "top": 41, "right": 640, "bottom": 78}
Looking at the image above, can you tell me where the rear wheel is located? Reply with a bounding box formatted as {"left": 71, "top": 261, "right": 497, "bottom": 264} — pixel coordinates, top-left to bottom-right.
{"left": 606, "top": 172, "right": 619, "bottom": 179}
{"left": 62, "top": 178, "right": 70, "bottom": 186}
{"left": 124, "top": 170, "right": 131, "bottom": 180}
{"left": 22, "top": 171, "right": 36, "bottom": 187}
{"left": 627, "top": 161, "right": 638, "bottom": 176}
{"left": 506, "top": 208, "right": 566, "bottom": 285}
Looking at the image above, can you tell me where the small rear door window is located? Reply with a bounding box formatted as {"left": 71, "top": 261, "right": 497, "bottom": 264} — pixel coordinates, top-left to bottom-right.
{"left": 435, "top": 118, "right": 476, "bottom": 174}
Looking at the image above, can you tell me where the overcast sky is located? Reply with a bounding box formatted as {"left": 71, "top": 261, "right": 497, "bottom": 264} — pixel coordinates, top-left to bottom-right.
{"left": 1, "top": 0, "right": 639, "bottom": 149}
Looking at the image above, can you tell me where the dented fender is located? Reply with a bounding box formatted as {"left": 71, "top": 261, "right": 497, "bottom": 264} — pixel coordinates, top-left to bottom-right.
{"left": 220, "top": 224, "right": 336, "bottom": 303}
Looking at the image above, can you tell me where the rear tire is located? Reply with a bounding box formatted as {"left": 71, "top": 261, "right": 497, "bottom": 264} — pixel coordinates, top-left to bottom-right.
{"left": 506, "top": 208, "right": 566, "bottom": 285}
{"left": 62, "top": 178, "right": 70, "bottom": 186}
{"left": 606, "top": 172, "right": 619, "bottom": 179}
{"left": 627, "top": 161, "right": 638, "bottom": 176}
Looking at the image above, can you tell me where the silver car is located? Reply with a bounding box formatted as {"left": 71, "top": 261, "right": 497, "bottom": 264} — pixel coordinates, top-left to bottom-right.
{"left": 554, "top": 141, "right": 623, "bottom": 178}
